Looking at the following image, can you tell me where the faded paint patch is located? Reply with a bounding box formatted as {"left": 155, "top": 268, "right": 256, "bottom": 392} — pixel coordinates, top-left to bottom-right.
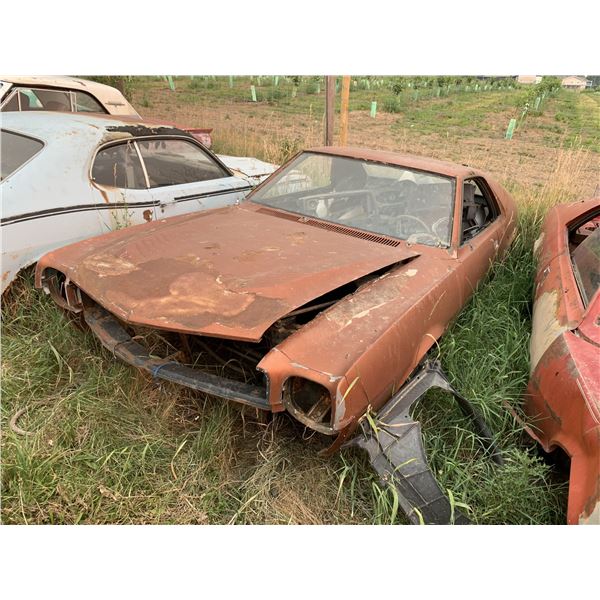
{"left": 335, "top": 389, "right": 346, "bottom": 424}
{"left": 579, "top": 497, "right": 600, "bottom": 524}
{"left": 530, "top": 290, "right": 569, "bottom": 371}
{"left": 286, "top": 231, "right": 307, "bottom": 245}
{"left": 83, "top": 254, "right": 140, "bottom": 277}
{"left": 533, "top": 232, "right": 545, "bottom": 258}
{"left": 119, "top": 271, "right": 256, "bottom": 318}
{"left": 324, "top": 264, "right": 419, "bottom": 330}
{"left": 236, "top": 247, "right": 280, "bottom": 261}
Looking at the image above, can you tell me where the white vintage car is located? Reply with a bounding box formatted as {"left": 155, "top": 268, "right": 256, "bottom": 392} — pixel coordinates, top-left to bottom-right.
{"left": 0, "top": 111, "right": 261, "bottom": 292}
{"left": 0, "top": 75, "right": 278, "bottom": 176}
{"left": 0, "top": 76, "right": 140, "bottom": 117}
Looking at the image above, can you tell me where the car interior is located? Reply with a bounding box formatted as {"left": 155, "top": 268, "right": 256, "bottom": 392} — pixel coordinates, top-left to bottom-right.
{"left": 254, "top": 156, "right": 456, "bottom": 247}
{"left": 137, "top": 140, "right": 228, "bottom": 187}
{"left": 92, "top": 142, "right": 146, "bottom": 189}
{"left": 460, "top": 179, "right": 497, "bottom": 242}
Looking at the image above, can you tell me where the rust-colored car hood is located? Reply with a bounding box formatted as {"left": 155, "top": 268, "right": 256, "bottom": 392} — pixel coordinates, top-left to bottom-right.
{"left": 41, "top": 203, "right": 418, "bottom": 341}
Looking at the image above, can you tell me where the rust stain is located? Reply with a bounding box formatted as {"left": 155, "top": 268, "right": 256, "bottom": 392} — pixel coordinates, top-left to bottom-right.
{"left": 38, "top": 203, "right": 418, "bottom": 340}
{"left": 143, "top": 209, "right": 153, "bottom": 222}
{"left": 98, "top": 188, "right": 111, "bottom": 204}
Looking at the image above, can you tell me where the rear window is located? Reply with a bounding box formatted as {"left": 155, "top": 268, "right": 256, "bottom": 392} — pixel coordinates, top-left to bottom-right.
{"left": 0, "top": 130, "right": 44, "bottom": 181}
{"left": 136, "top": 138, "right": 228, "bottom": 187}
{"left": 74, "top": 91, "right": 106, "bottom": 113}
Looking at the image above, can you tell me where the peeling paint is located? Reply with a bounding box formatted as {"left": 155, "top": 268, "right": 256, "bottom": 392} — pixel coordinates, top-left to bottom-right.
{"left": 82, "top": 254, "right": 140, "bottom": 277}
{"left": 579, "top": 499, "right": 600, "bottom": 524}
{"left": 529, "top": 290, "right": 569, "bottom": 371}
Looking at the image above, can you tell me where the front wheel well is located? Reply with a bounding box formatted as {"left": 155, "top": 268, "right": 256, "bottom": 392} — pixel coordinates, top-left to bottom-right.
{"left": 39, "top": 268, "right": 83, "bottom": 312}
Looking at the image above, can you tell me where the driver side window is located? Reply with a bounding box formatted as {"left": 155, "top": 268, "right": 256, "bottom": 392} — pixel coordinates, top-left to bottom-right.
{"left": 460, "top": 178, "right": 498, "bottom": 244}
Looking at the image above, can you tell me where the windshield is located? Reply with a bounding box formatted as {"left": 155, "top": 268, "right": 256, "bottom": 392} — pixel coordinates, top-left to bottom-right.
{"left": 250, "top": 152, "right": 455, "bottom": 247}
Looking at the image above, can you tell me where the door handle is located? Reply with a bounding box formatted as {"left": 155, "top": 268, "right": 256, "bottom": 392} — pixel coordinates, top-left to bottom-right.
{"left": 159, "top": 197, "right": 177, "bottom": 207}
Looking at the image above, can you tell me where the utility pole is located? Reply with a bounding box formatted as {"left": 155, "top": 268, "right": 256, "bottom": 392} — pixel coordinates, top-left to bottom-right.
{"left": 339, "top": 76, "right": 351, "bottom": 145}
{"left": 325, "top": 76, "right": 336, "bottom": 145}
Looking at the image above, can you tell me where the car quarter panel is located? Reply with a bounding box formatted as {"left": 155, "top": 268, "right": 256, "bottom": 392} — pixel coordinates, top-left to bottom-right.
{"left": 259, "top": 248, "right": 463, "bottom": 428}
{"left": 259, "top": 172, "right": 516, "bottom": 430}
{"left": 1, "top": 128, "right": 99, "bottom": 292}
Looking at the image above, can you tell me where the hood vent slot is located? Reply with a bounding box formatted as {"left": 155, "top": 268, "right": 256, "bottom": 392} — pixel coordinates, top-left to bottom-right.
{"left": 256, "top": 206, "right": 401, "bottom": 247}
{"left": 301, "top": 218, "right": 401, "bottom": 247}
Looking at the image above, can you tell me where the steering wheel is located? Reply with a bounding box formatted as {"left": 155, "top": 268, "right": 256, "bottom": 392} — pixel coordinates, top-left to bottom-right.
{"left": 397, "top": 214, "right": 431, "bottom": 235}
{"left": 407, "top": 232, "right": 442, "bottom": 245}
{"left": 432, "top": 216, "right": 450, "bottom": 241}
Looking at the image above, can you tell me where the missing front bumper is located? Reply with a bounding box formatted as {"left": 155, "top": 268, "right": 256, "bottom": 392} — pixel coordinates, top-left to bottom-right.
{"left": 83, "top": 304, "right": 271, "bottom": 411}
{"left": 346, "top": 361, "right": 503, "bottom": 525}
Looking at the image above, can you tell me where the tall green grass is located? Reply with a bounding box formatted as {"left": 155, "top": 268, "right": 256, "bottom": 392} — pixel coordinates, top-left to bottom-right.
{"left": 0, "top": 198, "right": 571, "bottom": 525}
{"left": 2, "top": 81, "right": 596, "bottom": 524}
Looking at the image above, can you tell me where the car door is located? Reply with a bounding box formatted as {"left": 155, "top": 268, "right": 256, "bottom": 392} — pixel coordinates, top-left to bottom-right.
{"left": 455, "top": 177, "right": 503, "bottom": 303}
{"left": 135, "top": 137, "right": 251, "bottom": 220}
{"left": 91, "top": 140, "right": 158, "bottom": 230}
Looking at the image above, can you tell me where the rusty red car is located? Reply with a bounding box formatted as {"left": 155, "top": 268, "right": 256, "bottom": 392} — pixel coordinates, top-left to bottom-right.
{"left": 526, "top": 197, "right": 600, "bottom": 525}
{"left": 35, "top": 147, "right": 517, "bottom": 523}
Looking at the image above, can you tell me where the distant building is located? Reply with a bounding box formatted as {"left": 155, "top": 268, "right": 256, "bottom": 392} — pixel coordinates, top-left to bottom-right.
{"left": 561, "top": 76, "right": 590, "bottom": 90}
{"left": 517, "top": 75, "right": 542, "bottom": 85}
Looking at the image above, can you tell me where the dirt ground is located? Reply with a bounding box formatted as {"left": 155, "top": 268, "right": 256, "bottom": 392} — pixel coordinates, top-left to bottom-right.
{"left": 132, "top": 82, "right": 599, "bottom": 201}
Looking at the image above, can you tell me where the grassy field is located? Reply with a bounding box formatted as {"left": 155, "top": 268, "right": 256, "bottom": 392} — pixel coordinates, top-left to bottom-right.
{"left": 1, "top": 77, "right": 599, "bottom": 524}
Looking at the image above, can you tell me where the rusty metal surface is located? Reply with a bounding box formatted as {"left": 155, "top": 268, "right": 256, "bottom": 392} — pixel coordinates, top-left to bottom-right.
{"left": 526, "top": 197, "right": 600, "bottom": 524}
{"left": 36, "top": 150, "right": 517, "bottom": 449}
{"left": 36, "top": 202, "right": 419, "bottom": 341}
{"left": 304, "top": 146, "right": 488, "bottom": 179}
{"left": 84, "top": 303, "right": 270, "bottom": 409}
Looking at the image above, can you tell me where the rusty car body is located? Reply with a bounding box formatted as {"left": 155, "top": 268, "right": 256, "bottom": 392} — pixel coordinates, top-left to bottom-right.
{"left": 526, "top": 198, "right": 600, "bottom": 525}
{"left": 35, "top": 147, "right": 517, "bottom": 522}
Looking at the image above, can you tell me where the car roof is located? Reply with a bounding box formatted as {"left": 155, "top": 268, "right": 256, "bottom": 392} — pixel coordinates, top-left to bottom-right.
{"left": 551, "top": 197, "right": 600, "bottom": 227}
{"left": 0, "top": 76, "right": 140, "bottom": 116}
{"left": 0, "top": 111, "right": 190, "bottom": 145}
{"left": 307, "top": 146, "right": 484, "bottom": 178}
{"left": 2, "top": 75, "right": 113, "bottom": 92}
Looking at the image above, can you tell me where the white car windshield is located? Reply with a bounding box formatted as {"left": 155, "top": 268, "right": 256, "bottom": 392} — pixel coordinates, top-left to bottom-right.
{"left": 250, "top": 152, "right": 455, "bottom": 247}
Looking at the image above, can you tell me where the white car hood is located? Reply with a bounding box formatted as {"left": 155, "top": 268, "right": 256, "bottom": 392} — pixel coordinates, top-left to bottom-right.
{"left": 217, "top": 155, "right": 278, "bottom": 186}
